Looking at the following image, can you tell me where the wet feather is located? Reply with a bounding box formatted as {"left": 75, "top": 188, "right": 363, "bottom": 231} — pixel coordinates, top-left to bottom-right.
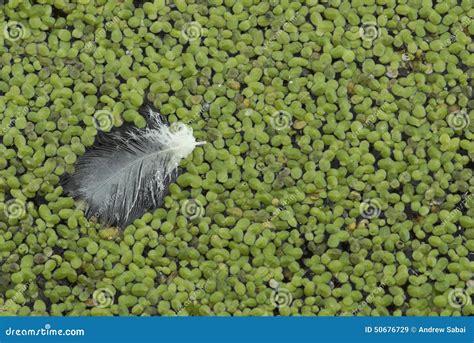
{"left": 63, "top": 109, "right": 204, "bottom": 228}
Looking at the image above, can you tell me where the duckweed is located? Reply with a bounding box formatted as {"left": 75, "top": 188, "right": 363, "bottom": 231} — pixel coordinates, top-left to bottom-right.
{"left": 0, "top": 0, "right": 473, "bottom": 317}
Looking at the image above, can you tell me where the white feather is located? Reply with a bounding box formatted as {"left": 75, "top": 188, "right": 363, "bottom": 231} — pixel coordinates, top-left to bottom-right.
{"left": 63, "top": 109, "right": 205, "bottom": 227}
